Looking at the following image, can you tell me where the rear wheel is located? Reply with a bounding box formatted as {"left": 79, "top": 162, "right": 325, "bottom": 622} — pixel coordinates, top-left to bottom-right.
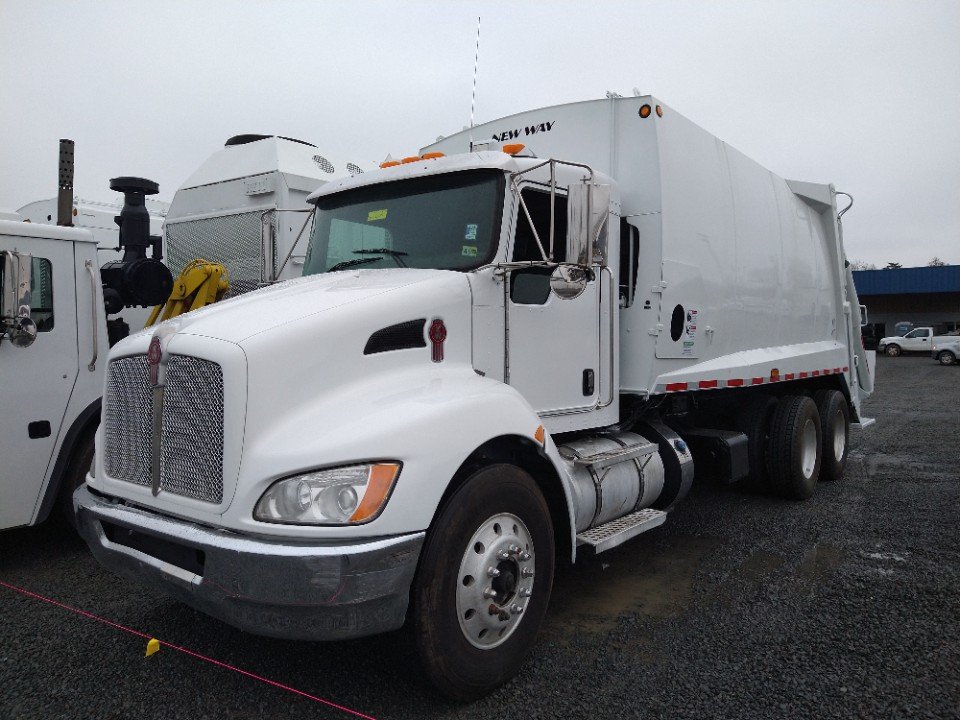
{"left": 766, "top": 395, "right": 822, "bottom": 500}
{"left": 938, "top": 351, "right": 956, "bottom": 366}
{"left": 412, "top": 464, "right": 555, "bottom": 701}
{"left": 734, "top": 395, "right": 777, "bottom": 492}
{"left": 885, "top": 344, "right": 902, "bottom": 357}
{"left": 814, "top": 390, "right": 850, "bottom": 481}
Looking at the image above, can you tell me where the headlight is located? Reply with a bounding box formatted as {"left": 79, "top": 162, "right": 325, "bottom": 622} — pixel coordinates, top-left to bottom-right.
{"left": 254, "top": 463, "right": 401, "bottom": 525}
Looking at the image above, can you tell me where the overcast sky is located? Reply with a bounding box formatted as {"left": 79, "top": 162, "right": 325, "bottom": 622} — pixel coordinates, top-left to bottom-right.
{"left": 1, "top": 1, "right": 957, "bottom": 267}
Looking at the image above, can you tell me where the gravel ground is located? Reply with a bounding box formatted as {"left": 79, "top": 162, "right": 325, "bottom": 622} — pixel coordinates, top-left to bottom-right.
{"left": 2, "top": 356, "right": 958, "bottom": 719}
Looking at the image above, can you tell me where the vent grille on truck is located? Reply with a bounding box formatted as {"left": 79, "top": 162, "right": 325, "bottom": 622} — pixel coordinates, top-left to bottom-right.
{"left": 165, "top": 211, "right": 267, "bottom": 296}
{"left": 103, "top": 354, "right": 225, "bottom": 504}
{"left": 104, "top": 355, "right": 153, "bottom": 487}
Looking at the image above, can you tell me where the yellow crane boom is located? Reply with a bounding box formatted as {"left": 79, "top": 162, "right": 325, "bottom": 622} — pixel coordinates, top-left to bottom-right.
{"left": 146, "top": 259, "right": 229, "bottom": 327}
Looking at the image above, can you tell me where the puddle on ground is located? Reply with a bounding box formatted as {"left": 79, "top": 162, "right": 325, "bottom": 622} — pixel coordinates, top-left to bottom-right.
{"left": 542, "top": 534, "right": 721, "bottom": 639}
{"left": 796, "top": 543, "right": 847, "bottom": 581}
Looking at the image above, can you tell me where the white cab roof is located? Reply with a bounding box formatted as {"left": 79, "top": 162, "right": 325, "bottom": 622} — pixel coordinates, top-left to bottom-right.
{"left": 0, "top": 218, "right": 96, "bottom": 243}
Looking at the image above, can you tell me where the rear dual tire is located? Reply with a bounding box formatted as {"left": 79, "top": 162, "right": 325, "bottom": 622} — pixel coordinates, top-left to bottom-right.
{"left": 766, "top": 395, "right": 822, "bottom": 499}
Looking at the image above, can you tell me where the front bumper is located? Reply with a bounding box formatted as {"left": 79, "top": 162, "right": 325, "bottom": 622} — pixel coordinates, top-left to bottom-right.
{"left": 74, "top": 485, "right": 424, "bottom": 641}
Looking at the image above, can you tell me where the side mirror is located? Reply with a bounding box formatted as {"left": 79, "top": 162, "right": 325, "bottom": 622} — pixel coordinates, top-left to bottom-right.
{"left": 550, "top": 265, "right": 588, "bottom": 300}
{"left": 1, "top": 250, "right": 37, "bottom": 348}
{"left": 566, "top": 181, "right": 610, "bottom": 266}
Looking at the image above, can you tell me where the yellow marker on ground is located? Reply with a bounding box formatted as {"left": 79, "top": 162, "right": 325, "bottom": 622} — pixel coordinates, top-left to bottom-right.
{"left": 145, "top": 638, "right": 160, "bottom": 657}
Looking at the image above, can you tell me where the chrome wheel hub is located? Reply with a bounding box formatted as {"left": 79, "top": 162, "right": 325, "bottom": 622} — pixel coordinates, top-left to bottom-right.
{"left": 801, "top": 418, "right": 818, "bottom": 479}
{"left": 456, "top": 513, "right": 534, "bottom": 649}
{"left": 832, "top": 409, "right": 846, "bottom": 462}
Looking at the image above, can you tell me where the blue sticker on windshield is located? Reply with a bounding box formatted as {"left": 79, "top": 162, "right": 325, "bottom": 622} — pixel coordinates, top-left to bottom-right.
{"left": 465, "top": 223, "right": 478, "bottom": 240}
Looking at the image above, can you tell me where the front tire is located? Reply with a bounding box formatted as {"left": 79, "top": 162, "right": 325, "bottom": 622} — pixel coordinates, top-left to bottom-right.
{"left": 766, "top": 395, "right": 822, "bottom": 500}
{"left": 938, "top": 351, "right": 956, "bottom": 366}
{"left": 885, "top": 344, "right": 902, "bottom": 357}
{"left": 814, "top": 390, "right": 850, "bottom": 481}
{"left": 412, "top": 464, "right": 555, "bottom": 701}
{"left": 58, "top": 429, "right": 95, "bottom": 529}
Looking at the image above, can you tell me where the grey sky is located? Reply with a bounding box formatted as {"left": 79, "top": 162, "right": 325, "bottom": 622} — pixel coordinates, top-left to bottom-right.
{"left": 1, "top": 0, "right": 958, "bottom": 267}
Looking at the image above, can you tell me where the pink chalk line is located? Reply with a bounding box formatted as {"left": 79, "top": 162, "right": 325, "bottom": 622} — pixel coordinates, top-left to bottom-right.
{"left": 0, "top": 580, "right": 377, "bottom": 720}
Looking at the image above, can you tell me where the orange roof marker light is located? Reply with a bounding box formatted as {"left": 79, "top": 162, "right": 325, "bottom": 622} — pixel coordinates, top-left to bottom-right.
{"left": 655, "top": 105, "right": 663, "bottom": 117}
{"left": 502, "top": 143, "right": 526, "bottom": 156}
{"left": 379, "top": 160, "right": 400, "bottom": 169}
{"left": 421, "top": 152, "right": 445, "bottom": 160}
{"left": 639, "top": 104, "right": 652, "bottom": 118}
{"left": 401, "top": 156, "right": 421, "bottom": 164}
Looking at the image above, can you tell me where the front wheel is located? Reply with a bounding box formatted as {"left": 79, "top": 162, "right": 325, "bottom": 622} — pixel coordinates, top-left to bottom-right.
{"left": 885, "top": 344, "right": 902, "bottom": 357}
{"left": 412, "top": 464, "right": 555, "bottom": 701}
{"left": 938, "top": 351, "right": 956, "bottom": 366}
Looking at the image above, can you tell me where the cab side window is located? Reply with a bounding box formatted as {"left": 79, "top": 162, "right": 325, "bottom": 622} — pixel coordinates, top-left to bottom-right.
{"left": 510, "top": 189, "right": 567, "bottom": 305}
{"left": 31, "top": 257, "right": 54, "bottom": 332}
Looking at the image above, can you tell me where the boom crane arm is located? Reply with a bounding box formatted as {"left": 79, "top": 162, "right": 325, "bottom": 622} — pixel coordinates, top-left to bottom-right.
{"left": 145, "top": 259, "right": 229, "bottom": 327}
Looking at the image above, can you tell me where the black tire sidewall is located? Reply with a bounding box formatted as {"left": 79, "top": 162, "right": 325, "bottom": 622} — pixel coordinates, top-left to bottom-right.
{"left": 814, "top": 390, "right": 850, "bottom": 481}
{"left": 885, "top": 345, "right": 901, "bottom": 356}
{"left": 58, "top": 429, "right": 95, "bottom": 528}
{"left": 766, "top": 395, "right": 822, "bottom": 500}
{"left": 412, "top": 463, "right": 555, "bottom": 701}
{"left": 939, "top": 351, "right": 955, "bottom": 365}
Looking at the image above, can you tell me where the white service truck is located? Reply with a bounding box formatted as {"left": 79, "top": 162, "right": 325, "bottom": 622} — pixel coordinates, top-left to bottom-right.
{"left": 878, "top": 326, "right": 959, "bottom": 356}
{"left": 75, "top": 96, "right": 875, "bottom": 700}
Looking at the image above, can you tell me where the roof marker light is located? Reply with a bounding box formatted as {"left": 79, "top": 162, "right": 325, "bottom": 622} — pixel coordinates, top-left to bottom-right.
{"left": 639, "top": 104, "right": 652, "bottom": 118}
{"left": 502, "top": 143, "right": 526, "bottom": 155}
{"left": 421, "top": 152, "right": 445, "bottom": 160}
{"left": 401, "top": 156, "right": 421, "bottom": 164}
{"left": 655, "top": 105, "right": 663, "bottom": 117}
{"left": 380, "top": 160, "right": 400, "bottom": 168}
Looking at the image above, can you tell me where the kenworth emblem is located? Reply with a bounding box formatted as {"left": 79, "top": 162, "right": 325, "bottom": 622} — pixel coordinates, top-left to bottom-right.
{"left": 147, "top": 335, "right": 162, "bottom": 386}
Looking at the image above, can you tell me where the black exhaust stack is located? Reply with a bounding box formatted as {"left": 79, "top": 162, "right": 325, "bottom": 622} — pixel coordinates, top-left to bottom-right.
{"left": 56, "top": 139, "right": 74, "bottom": 227}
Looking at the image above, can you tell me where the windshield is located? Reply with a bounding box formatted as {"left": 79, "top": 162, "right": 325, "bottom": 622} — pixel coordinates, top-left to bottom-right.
{"left": 303, "top": 170, "right": 504, "bottom": 275}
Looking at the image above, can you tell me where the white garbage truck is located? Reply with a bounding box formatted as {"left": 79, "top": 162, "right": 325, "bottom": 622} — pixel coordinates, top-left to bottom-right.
{"left": 75, "top": 96, "right": 875, "bottom": 699}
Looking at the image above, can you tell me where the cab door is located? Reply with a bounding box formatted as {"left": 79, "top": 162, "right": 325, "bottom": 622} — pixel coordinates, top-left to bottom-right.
{"left": 0, "top": 237, "right": 79, "bottom": 529}
{"left": 505, "top": 188, "right": 601, "bottom": 415}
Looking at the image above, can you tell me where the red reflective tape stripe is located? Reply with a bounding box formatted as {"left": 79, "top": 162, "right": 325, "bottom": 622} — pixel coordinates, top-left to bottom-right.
{"left": 812, "top": 370, "right": 821, "bottom": 377}
{"left": 769, "top": 376, "right": 780, "bottom": 382}
{"left": 698, "top": 380, "right": 718, "bottom": 389}
{"left": 842, "top": 366, "right": 849, "bottom": 372}
{"left": 834, "top": 368, "right": 841, "bottom": 374}
{"left": 799, "top": 372, "right": 808, "bottom": 379}
{"left": 665, "top": 382, "right": 688, "bottom": 392}
{"left": 727, "top": 378, "right": 744, "bottom": 387}
{"left": 751, "top": 377, "right": 765, "bottom": 385}
{"left": 784, "top": 373, "right": 795, "bottom": 380}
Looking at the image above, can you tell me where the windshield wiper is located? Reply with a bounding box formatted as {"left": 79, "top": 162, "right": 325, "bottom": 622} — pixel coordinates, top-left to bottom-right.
{"left": 354, "top": 248, "right": 408, "bottom": 268}
{"left": 328, "top": 257, "right": 380, "bottom": 272}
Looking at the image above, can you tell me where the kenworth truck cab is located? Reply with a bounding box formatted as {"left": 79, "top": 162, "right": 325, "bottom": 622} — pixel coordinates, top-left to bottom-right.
{"left": 76, "top": 96, "right": 874, "bottom": 700}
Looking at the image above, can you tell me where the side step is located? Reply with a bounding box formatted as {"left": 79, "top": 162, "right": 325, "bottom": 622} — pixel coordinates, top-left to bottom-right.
{"left": 851, "top": 417, "right": 876, "bottom": 429}
{"left": 576, "top": 508, "right": 667, "bottom": 554}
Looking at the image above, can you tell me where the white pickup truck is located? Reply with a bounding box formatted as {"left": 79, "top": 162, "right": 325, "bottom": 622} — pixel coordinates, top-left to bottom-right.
{"left": 932, "top": 338, "right": 960, "bottom": 365}
{"left": 878, "top": 327, "right": 959, "bottom": 357}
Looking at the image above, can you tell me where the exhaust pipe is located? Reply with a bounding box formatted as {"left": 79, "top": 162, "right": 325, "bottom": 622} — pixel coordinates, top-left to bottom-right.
{"left": 56, "top": 139, "right": 75, "bottom": 227}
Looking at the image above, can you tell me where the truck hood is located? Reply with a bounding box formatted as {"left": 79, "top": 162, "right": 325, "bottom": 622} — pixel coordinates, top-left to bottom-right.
{"left": 163, "top": 268, "right": 464, "bottom": 345}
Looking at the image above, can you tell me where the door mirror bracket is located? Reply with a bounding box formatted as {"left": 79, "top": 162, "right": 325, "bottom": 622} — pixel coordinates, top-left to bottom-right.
{"left": 1, "top": 250, "right": 37, "bottom": 348}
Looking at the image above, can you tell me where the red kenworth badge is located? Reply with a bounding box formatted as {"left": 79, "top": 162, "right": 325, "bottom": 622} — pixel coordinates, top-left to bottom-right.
{"left": 148, "top": 335, "right": 162, "bottom": 385}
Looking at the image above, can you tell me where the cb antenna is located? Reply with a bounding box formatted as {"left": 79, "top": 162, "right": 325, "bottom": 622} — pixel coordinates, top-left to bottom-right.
{"left": 469, "top": 16, "right": 480, "bottom": 151}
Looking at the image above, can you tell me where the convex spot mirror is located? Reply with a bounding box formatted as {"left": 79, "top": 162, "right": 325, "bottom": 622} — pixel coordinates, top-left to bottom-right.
{"left": 1, "top": 250, "right": 36, "bottom": 348}
{"left": 550, "top": 265, "right": 588, "bottom": 300}
{"left": 565, "top": 181, "right": 611, "bottom": 266}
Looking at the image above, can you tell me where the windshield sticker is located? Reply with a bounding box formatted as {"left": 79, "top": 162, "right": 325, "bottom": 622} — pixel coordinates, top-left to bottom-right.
{"left": 464, "top": 223, "right": 478, "bottom": 240}
{"left": 367, "top": 209, "right": 388, "bottom": 222}
{"left": 462, "top": 245, "right": 478, "bottom": 257}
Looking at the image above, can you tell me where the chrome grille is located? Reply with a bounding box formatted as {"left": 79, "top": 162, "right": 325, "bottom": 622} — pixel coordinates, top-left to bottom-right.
{"left": 165, "top": 211, "right": 268, "bottom": 296}
{"left": 104, "top": 356, "right": 153, "bottom": 487}
{"left": 103, "top": 354, "right": 225, "bottom": 504}
{"left": 159, "top": 356, "right": 225, "bottom": 503}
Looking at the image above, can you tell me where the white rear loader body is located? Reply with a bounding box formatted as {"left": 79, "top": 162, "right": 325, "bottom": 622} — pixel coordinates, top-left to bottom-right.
{"left": 75, "top": 96, "right": 874, "bottom": 699}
